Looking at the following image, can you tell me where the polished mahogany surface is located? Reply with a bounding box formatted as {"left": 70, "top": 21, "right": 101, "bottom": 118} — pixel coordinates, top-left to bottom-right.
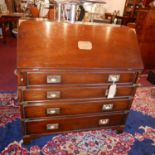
{"left": 17, "top": 20, "right": 143, "bottom": 144}
{"left": 24, "top": 113, "right": 127, "bottom": 135}
{"left": 22, "top": 98, "right": 131, "bottom": 118}
{"left": 19, "top": 86, "right": 134, "bottom": 101}
{"left": 17, "top": 21, "right": 143, "bottom": 70}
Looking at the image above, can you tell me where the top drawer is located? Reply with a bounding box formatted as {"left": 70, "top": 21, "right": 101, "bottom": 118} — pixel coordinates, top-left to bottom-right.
{"left": 17, "top": 71, "right": 138, "bottom": 86}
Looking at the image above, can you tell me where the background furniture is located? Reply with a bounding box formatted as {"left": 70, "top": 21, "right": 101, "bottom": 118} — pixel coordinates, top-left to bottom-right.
{"left": 5, "top": 0, "right": 21, "bottom": 12}
{"left": 123, "top": 0, "right": 152, "bottom": 18}
{"left": 0, "top": 12, "right": 23, "bottom": 42}
{"left": 135, "top": 8, "right": 155, "bottom": 69}
{"left": 29, "top": 5, "right": 40, "bottom": 18}
{"left": 114, "top": 15, "right": 135, "bottom": 25}
{"left": 0, "top": 17, "right": 5, "bottom": 42}
{"left": 17, "top": 20, "right": 143, "bottom": 144}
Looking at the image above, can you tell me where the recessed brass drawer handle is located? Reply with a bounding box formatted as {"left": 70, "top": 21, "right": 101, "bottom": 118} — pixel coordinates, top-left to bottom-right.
{"left": 99, "top": 119, "right": 109, "bottom": 125}
{"left": 46, "top": 108, "right": 60, "bottom": 115}
{"left": 108, "top": 74, "right": 120, "bottom": 82}
{"left": 46, "top": 123, "right": 59, "bottom": 130}
{"left": 47, "top": 75, "right": 61, "bottom": 84}
{"left": 47, "top": 91, "right": 61, "bottom": 99}
{"left": 102, "top": 104, "right": 113, "bottom": 111}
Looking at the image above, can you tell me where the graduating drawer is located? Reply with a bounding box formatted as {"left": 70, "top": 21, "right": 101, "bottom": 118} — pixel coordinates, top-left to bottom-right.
{"left": 24, "top": 113, "right": 127, "bottom": 135}
{"left": 22, "top": 99, "right": 131, "bottom": 118}
{"left": 18, "top": 71, "right": 137, "bottom": 86}
{"left": 21, "top": 85, "right": 135, "bottom": 101}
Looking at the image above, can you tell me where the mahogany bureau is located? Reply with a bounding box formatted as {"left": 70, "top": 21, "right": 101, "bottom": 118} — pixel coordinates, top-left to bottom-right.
{"left": 16, "top": 20, "right": 144, "bottom": 144}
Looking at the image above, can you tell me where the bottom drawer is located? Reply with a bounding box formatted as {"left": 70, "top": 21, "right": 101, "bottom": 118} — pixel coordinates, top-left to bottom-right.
{"left": 24, "top": 113, "right": 127, "bottom": 135}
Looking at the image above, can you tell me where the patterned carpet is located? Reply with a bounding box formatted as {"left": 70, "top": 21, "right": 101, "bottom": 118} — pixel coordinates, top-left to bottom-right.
{"left": 0, "top": 87, "right": 155, "bottom": 155}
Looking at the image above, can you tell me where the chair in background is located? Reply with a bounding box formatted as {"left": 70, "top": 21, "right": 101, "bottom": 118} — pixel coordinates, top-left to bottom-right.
{"left": 5, "top": 0, "right": 15, "bottom": 12}
{"left": 48, "top": 8, "right": 55, "bottom": 20}
{"left": 29, "top": 5, "right": 40, "bottom": 17}
{"left": 47, "top": 0, "right": 56, "bottom": 20}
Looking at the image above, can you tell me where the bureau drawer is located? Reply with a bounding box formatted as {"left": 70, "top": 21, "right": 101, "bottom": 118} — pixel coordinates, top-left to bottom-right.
{"left": 18, "top": 71, "right": 137, "bottom": 86}
{"left": 22, "top": 99, "right": 131, "bottom": 118}
{"left": 24, "top": 113, "right": 127, "bottom": 135}
{"left": 21, "top": 86, "right": 135, "bottom": 101}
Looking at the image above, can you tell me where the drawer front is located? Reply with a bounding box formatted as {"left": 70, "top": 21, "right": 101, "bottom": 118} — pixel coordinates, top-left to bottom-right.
{"left": 18, "top": 72, "right": 137, "bottom": 86}
{"left": 24, "top": 113, "right": 127, "bottom": 135}
{"left": 23, "top": 99, "right": 131, "bottom": 118}
{"left": 21, "top": 86, "right": 135, "bottom": 101}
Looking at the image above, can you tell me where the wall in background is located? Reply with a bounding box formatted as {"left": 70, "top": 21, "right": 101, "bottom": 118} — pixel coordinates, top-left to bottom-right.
{"left": 84, "top": 0, "right": 126, "bottom": 16}
{"left": 103, "top": 0, "right": 126, "bottom": 15}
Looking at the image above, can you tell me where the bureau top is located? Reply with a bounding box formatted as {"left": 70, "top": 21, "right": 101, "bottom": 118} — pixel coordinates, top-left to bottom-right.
{"left": 17, "top": 20, "right": 143, "bottom": 70}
